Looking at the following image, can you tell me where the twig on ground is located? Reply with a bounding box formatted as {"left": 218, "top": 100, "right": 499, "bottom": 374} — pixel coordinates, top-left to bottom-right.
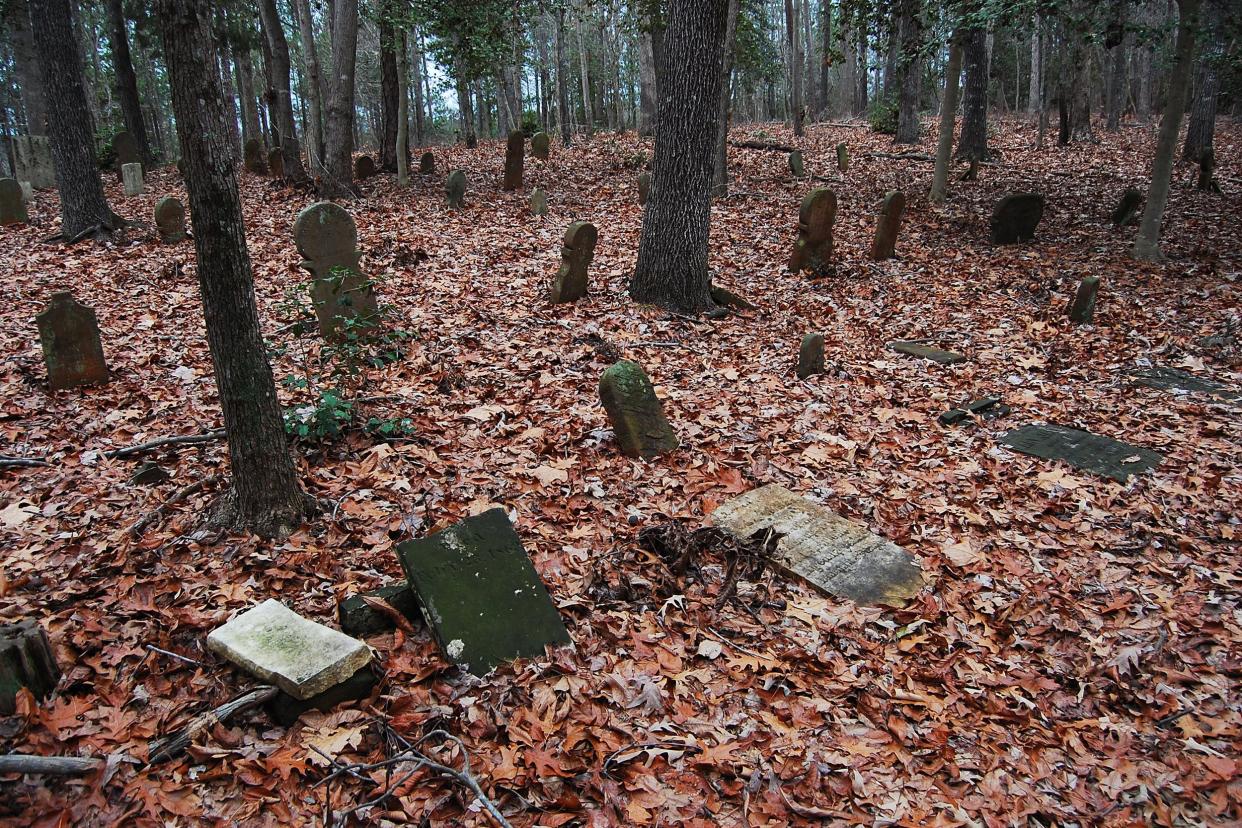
{"left": 866, "top": 151, "right": 934, "bottom": 161}
{"left": 729, "top": 139, "right": 798, "bottom": 153}
{"left": 0, "top": 754, "right": 102, "bottom": 776}
{"left": 130, "top": 474, "right": 222, "bottom": 537}
{"left": 104, "top": 428, "right": 226, "bottom": 459}
{"left": 146, "top": 685, "right": 278, "bottom": 766}
{"left": 145, "top": 644, "right": 204, "bottom": 667}
{"left": 0, "top": 456, "right": 49, "bottom": 469}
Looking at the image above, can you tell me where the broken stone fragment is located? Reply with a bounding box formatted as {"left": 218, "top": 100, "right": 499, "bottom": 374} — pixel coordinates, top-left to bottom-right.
{"left": 889, "top": 340, "right": 966, "bottom": 365}
{"left": 267, "top": 664, "right": 379, "bottom": 726}
{"left": 338, "top": 584, "right": 423, "bottom": 637}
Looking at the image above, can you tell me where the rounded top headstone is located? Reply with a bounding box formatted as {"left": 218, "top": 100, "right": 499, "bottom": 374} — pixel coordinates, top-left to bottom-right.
{"left": 564, "top": 220, "right": 597, "bottom": 248}
{"left": 800, "top": 189, "right": 837, "bottom": 236}
{"left": 154, "top": 196, "right": 184, "bottom": 221}
{"left": 293, "top": 202, "right": 358, "bottom": 261}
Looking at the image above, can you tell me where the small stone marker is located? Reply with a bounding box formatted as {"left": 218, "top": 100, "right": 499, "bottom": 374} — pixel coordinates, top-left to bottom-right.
{"left": 710, "top": 284, "right": 756, "bottom": 310}
{"left": 129, "top": 462, "right": 171, "bottom": 486}
{"left": 889, "top": 340, "right": 965, "bottom": 365}
{"left": 870, "top": 190, "right": 906, "bottom": 260}
{"left": 529, "top": 187, "right": 548, "bottom": 215}
{"left": 637, "top": 171, "right": 651, "bottom": 205}
{"left": 113, "top": 130, "right": 139, "bottom": 179}
{"left": 0, "top": 178, "right": 27, "bottom": 225}
{"left": 531, "top": 131, "right": 551, "bottom": 161}
{"left": 206, "top": 599, "right": 372, "bottom": 700}
{"left": 796, "top": 333, "right": 825, "bottom": 379}
{"left": 293, "top": 202, "right": 380, "bottom": 339}
{"left": 419, "top": 151, "right": 435, "bottom": 173}
{"left": 836, "top": 142, "right": 849, "bottom": 172}
{"left": 354, "top": 154, "right": 377, "bottom": 180}
{"left": 1111, "top": 187, "right": 1142, "bottom": 227}
{"left": 938, "top": 396, "right": 1008, "bottom": 426}
{"left": 37, "top": 292, "right": 110, "bottom": 390}
{"left": 788, "top": 188, "right": 837, "bottom": 276}
{"left": 446, "top": 169, "right": 466, "bottom": 208}
{"left": 999, "top": 424, "right": 1163, "bottom": 483}
{"left": 396, "top": 508, "right": 572, "bottom": 677}
{"left": 599, "top": 360, "right": 679, "bottom": 459}
{"left": 990, "top": 192, "right": 1045, "bottom": 243}
{"left": 154, "top": 196, "right": 187, "bottom": 243}
{"left": 338, "top": 583, "right": 422, "bottom": 638}
{"left": 121, "top": 162, "right": 143, "bottom": 196}
{"left": 1, "top": 621, "right": 61, "bottom": 714}
{"left": 13, "top": 136, "right": 55, "bottom": 189}
{"left": 711, "top": 484, "right": 926, "bottom": 607}
{"left": 788, "top": 150, "right": 804, "bottom": 178}
{"left": 503, "top": 130, "right": 525, "bottom": 191}
{"left": 243, "top": 138, "right": 267, "bottom": 174}
{"left": 1067, "top": 276, "right": 1099, "bottom": 323}
{"left": 1129, "top": 366, "right": 1241, "bottom": 402}
{"left": 267, "top": 147, "right": 285, "bottom": 178}
{"left": 549, "top": 220, "right": 597, "bottom": 304}
{"left": 269, "top": 664, "right": 378, "bottom": 727}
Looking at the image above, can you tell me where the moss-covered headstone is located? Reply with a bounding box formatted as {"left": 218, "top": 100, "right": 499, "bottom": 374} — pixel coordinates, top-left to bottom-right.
{"left": 154, "top": 196, "right": 187, "bottom": 243}
{"left": 870, "top": 190, "right": 906, "bottom": 260}
{"left": 531, "top": 131, "right": 551, "bottom": 161}
{"left": 788, "top": 188, "right": 836, "bottom": 276}
{"left": 121, "top": 163, "right": 143, "bottom": 196}
{"left": 788, "top": 150, "right": 804, "bottom": 178}
{"left": 243, "top": 138, "right": 267, "bottom": 174}
{"left": 529, "top": 187, "right": 548, "bottom": 216}
{"left": 293, "top": 202, "right": 380, "bottom": 339}
{"left": 36, "top": 292, "right": 110, "bottom": 390}
{"left": 0, "top": 178, "right": 27, "bottom": 226}
{"left": 797, "top": 333, "right": 825, "bottom": 379}
{"left": 836, "top": 142, "right": 849, "bottom": 172}
{"left": 990, "top": 192, "right": 1045, "bottom": 244}
{"left": 1000, "top": 424, "right": 1163, "bottom": 483}
{"left": 419, "top": 151, "right": 435, "bottom": 174}
{"left": 354, "top": 155, "right": 377, "bottom": 180}
{"left": 503, "top": 130, "right": 525, "bottom": 191}
{"left": 396, "top": 508, "right": 572, "bottom": 676}
{"left": 637, "top": 171, "right": 651, "bottom": 206}
{"left": 599, "top": 360, "right": 679, "bottom": 459}
{"left": 1111, "top": 188, "right": 1142, "bottom": 227}
{"left": 549, "top": 220, "right": 597, "bottom": 304}
{"left": 1067, "top": 276, "right": 1100, "bottom": 323}
{"left": 446, "top": 169, "right": 466, "bottom": 209}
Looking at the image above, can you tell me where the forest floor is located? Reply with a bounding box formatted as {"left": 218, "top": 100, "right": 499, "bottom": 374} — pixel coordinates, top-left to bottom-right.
{"left": 1, "top": 117, "right": 1240, "bottom": 826}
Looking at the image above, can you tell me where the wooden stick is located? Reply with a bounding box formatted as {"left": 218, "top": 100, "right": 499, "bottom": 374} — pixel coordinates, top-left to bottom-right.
{"left": 130, "top": 475, "right": 222, "bottom": 537}
{"left": 104, "top": 428, "right": 225, "bottom": 459}
{"left": 866, "top": 151, "right": 934, "bottom": 161}
{"left": 0, "top": 456, "right": 49, "bottom": 469}
{"left": 729, "top": 139, "right": 798, "bottom": 153}
{"left": 0, "top": 754, "right": 102, "bottom": 776}
{"left": 146, "top": 685, "right": 278, "bottom": 765}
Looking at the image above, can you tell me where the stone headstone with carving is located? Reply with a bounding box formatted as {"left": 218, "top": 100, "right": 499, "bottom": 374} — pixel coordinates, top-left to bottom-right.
{"left": 599, "top": 360, "right": 679, "bottom": 459}
{"left": 154, "top": 196, "right": 187, "bottom": 243}
{"left": 549, "top": 220, "right": 597, "bottom": 304}
{"left": 113, "top": 131, "right": 139, "bottom": 180}
{"left": 0, "top": 178, "right": 27, "bottom": 225}
{"left": 836, "top": 142, "right": 849, "bottom": 172}
{"left": 637, "top": 172, "right": 651, "bottom": 206}
{"left": 36, "top": 292, "right": 109, "bottom": 390}
{"left": 529, "top": 187, "right": 548, "bottom": 215}
{"left": 267, "top": 147, "right": 285, "bottom": 179}
{"left": 1067, "top": 276, "right": 1099, "bottom": 323}
{"left": 13, "top": 136, "right": 55, "bottom": 189}
{"left": 999, "top": 424, "right": 1163, "bottom": 483}
{"left": 354, "top": 155, "right": 377, "bottom": 180}
{"left": 243, "top": 138, "right": 267, "bottom": 174}
{"left": 446, "top": 169, "right": 466, "bottom": 209}
{"left": 396, "top": 508, "right": 572, "bottom": 677}
{"left": 531, "top": 131, "right": 551, "bottom": 161}
{"left": 121, "top": 163, "right": 143, "bottom": 196}
{"left": 293, "top": 202, "right": 380, "bottom": 339}
{"left": 711, "top": 484, "right": 926, "bottom": 607}
{"left": 788, "top": 150, "right": 804, "bottom": 178}
{"left": 503, "top": 130, "right": 524, "bottom": 191}
{"left": 870, "top": 190, "right": 906, "bottom": 260}
{"left": 1111, "top": 188, "right": 1142, "bottom": 227}
{"left": 788, "top": 188, "right": 836, "bottom": 276}
{"left": 797, "top": 333, "right": 825, "bottom": 379}
{"left": 990, "top": 192, "right": 1044, "bottom": 243}
{"left": 419, "top": 151, "right": 435, "bottom": 174}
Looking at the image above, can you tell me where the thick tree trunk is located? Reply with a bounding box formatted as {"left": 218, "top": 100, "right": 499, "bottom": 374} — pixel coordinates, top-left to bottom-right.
{"left": 576, "top": 13, "right": 593, "bottom": 135}
{"left": 930, "top": 36, "right": 963, "bottom": 203}
{"left": 841, "top": 15, "right": 856, "bottom": 115}
{"left": 257, "top": 0, "right": 308, "bottom": 183}
{"left": 555, "top": 8, "right": 572, "bottom": 143}
{"left": 397, "top": 29, "right": 409, "bottom": 186}
{"left": 157, "top": 0, "right": 310, "bottom": 539}
{"left": 894, "top": 0, "right": 922, "bottom": 144}
{"left": 411, "top": 29, "right": 425, "bottom": 147}
{"left": 235, "top": 48, "right": 262, "bottom": 147}
{"left": 8, "top": 0, "right": 48, "bottom": 135}
{"left": 105, "top": 0, "right": 155, "bottom": 165}
{"left": 856, "top": 26, "right": 868, "bottom": 113}
{"left": 29, "top": 0, "right": 117, "bottom": 239}
{"left": 630, "top": 0, "right": 728, "bottom": 314}
{"left": 1104, "top": 0, "right": 1128, "bottom": 132}
{"left": 956, "top": 27, "right": 989, "bottom": 162}
{"left": 217, "top": 38, "right": 242, "bottom": 155}
{"left": 456, "top": 76, "right": 476, "bottom": 146}
{"left": 802, "top": 0, "right": 815, "bottom": 119}
{"left": 1182, "top": 0, "right": 1221, "bottom": 163}
{"left": 379, "top": 8, "right": 400, "bottom": 172}
{"left": 784, "top": 0, "right": 804, "bottom": 136}
{"left": 712, "top": 0, "right": 741, "bottom": 195}
{"left": 322, "top": 0, "right": 359, "bottom": 197}
{"left": 639, "top": 29, "right": 658, "bottom": 136}
{"left": 292, "top": 0, "right": 325, "bottom": 176}
{"left": 1133, "top": 0, "right": 1200, "bottom": 261}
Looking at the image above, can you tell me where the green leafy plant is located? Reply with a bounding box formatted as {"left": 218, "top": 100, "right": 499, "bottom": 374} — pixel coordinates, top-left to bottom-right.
{"left": 868, "top": 93, "right": 898, "bottom": 135}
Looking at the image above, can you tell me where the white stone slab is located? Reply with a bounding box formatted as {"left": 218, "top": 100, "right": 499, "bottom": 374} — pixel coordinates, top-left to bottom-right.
{"left": 206, "top": 599, "right": 372, "bottom": 700}
{"left": 121, "top": 162, "right": 143, "bottom": 196}
{"left": 711, "top": 484, "right": 926, "bottom": 607}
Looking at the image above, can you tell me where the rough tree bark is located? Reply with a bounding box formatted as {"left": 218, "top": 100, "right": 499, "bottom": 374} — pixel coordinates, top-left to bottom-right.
{"left": 1028, "top": 15, "right": 1042, "bottom": 116}
{"left": 555, "top": 7, "right": 572, "bottom": 144}
{"left": 322, "top": 0, "right": 359, "bottom": 197}
{"left": 257, "top": 0, "right": 308, "bottom": 183}
{"left": 784, "top": 0, "right": 804, "bottom": 136}
{"left": 712, "top": 0, "right": 741, "bottom": 196}
{"left": 1103, "top": 0, "right": 1127, "bottom": 132}
{"left": 235, "top": 46, "right": 262, "bottom": 147}
{"left": 379, "top": 5, "right": 400, "bottom": 172}
{"left": 411, "top": 29, "right": 425, "bottom": 147}
{"left": 956, "top": 26, "right": 989, "bottom": 166}
{"left": 576, "top": 11, "right": 594, "bottom": 135}
{"left": 6, "top": 0, "right": 47, "bottom": 135}
{"left": 217, "top": 37, "right": 242, "bottom": 155}
{"left": 638, "top": 28, "right": 659, "bottom": 136}
{"left": 1182, "top": 0, "right": 1221, "bottom": 163}
{"left": 292, "top": 0, "right": 325, "bottom": 176}
{"left": 29, "top": 0, "right": 119, "bottom": 240}
{"left": 895, "top": 0, "right": 923, "bottom": 144}
{"left": 630, "top": 0, "right": 729, "bottom": 314}
{"left": 157, "top": 0, "right": 312, "bottom": 539}
{"left": 930, "top": 35, "right": 963, "bottom": 203}
{"left": 105, "top": 0, "right": 154, "bottom": 165}
{"left": 396, "top": 28, "right": 409, "bottom": 186}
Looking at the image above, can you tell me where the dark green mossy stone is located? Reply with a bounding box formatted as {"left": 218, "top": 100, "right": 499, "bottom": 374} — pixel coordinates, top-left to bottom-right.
{"left": 338, "top": 583, "right": 422, "bottom": 637}
{"left": 129, "top": 463, "right": 170, "bottom": 486}
{"left": 889, "top": 341, "right": 966, "bottom": 365}
{"left": 999, "top": 424, "right": 1163, "bottom": 483}
{"left": 446, "top": 170, "right": 467, "bottom": 208}
{"left": 599, "top": 360, "right": 679, "bottom": 459}
{"left": 1128, "top": 367, "right": 1241, "bottom": 402}
{"left": 268, "top": 664, "right": 379, "bottom": 726}
{"left": 797, "top": 333, "right": 825, "bottom": 379}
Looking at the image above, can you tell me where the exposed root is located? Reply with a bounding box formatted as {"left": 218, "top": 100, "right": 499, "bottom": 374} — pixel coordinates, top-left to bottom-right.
{"left": 637, "top": 520, "right": 777, "bottom": 608}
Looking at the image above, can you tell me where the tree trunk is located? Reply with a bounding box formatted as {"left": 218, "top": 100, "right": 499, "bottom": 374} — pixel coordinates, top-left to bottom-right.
{"left": 157, "top": 0, "right": 310, "bottom": 539}
{"left": 801, "top": 0, "right": 815, "bottom": 120}
{"left": 8, "top": 0, "right": 48, "bottom": 135}
{"left": 105, "top": 0, "right": 155, "bottom": 165}
{"left": 576, "top": 12, "right": 593, "bottom": 135}
{"left": 379, "top": 6, "right": 399, "bottom": 172}
{"left": 1182, "top": 0, "right": 1221, "bottom": 163}
{"left": 411, "top": 28, "right": 425, "bottom": 147}
{"left": 931, "top": 36, "right": 963, "bottom": 203}
{"left": 292, "top": 0, "right": 325, "bottom": 176}
{"left": 956, "top": 26, "right": 988, "bottom": 162}
{"left": 1104, "top": 0, "right": 1128, "bottom": 132}
{"left": 630, "top": 0, "right": 728, "bottom": 314}
{"left": 895, "top": 0, "right": 922, "bottom": 144}
{"left": 1028, "top": 15, "right": 1042, "bottom": 115}
{"left": 712, "top": 0, "right": 741, "bottom": 196}
{"left": 841, "top": 14, "right": 856, "bottom": 115}
{"left": 784, "top": 0, "right": 804, "bottom": 136}
{"left": 456, "top": 75, "right": 476, "bottom": 146}
{"left": 322, "top": 0, "right": 359, "bottom": 197}
{"left": 396, "top": 28, "right": 409, "bottom": 186}
{"left": 257, "top": 0, "right": 308, "bottom": 183}
{"left": 1133, "top": 0, "right": 1200, "bottom": 261}
{"left": 29, "top": 0, "right": 118, "bottom": 239}
{"left": 819, "top": 1, "right": 831, "bottom": 117}
{"left": 856, "top": 26, "right": 868, "bottom": 113}
{"left": 217, "top": 38, "right": 242, "bottom": 155}
{"left": 639, "top": 29, "right": 658, "bottom": 135}
{"left": 235, "top": 48, "right": 261, "bottom": 147}
{"left": 556, "top": 7, "right": 572, "bottom": 144}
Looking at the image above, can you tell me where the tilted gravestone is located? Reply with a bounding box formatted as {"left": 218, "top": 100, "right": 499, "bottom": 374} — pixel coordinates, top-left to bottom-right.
{"left": 354, "top": 155, "right": 377, "bottom": 180}
{"left": 788, "top": 150, "right": 804, "bottom": 178}
{"left": 788, "top": 188, "right": 836, "bottom": 276}
{"left": 36, "top": 292, "right": 110, "bottom": 390}
{"left": 870, "top": 190, "right": 906, "bottom": 260}
{"left": 549, "top": 220, "right": 597, "bottom": 304}
{"left": 889, "top": 340, "right": 966, "bottom": 365}
{"left": 0, "top": 178, "right": 28, "bottom": 225}
{"left": 797, "top": 333, "right": 825, "bottom": 379}
{"left": 599, "top": 360, "right": 679, "bottom": 459}
{"left": 529, "top": 187, "right": 548, "bottom": 216}
{"left": 293, "top": 202, "right": 380, "bottom": 339}
{"left": 503, "top": 130, "right": 525, "bottom": 191}
{"left": 445, "top": 169, "right": 466, "bottom": 209}
{"left": 637, "top": 172, "right": 651, "bottom": 206}
{"left": 121, "top": 163, "right": 143, "bottom": 196}
{"left": 268, "top": 147, "right": 285, "bottom": 179}
{"left": 243, "top": 138, "right": 267, "bottom": 174}
{"left": 154, "top": 196, "right": 187, "bottom": 243}
{"left": 113, "top": 131, "right": 139, "bottom": 180}
{"left": 419, "top": 151, "right": 435, "bottom": 174}
{"left": 396, "top": 508, "right": 572, "bottom": 677}
{"left": 999, "top": 424, "right": 1163, "bottom": 483}
{"left": 990, "top": 192, "right": 1044, "bottom": 243}
{"left": 531, "top": 131, "right": 551, "bottom": 161}
{"left": 13, "top": 136, "right": 55, "bottom": 189}
{"left": 1111, "top": 188, "right": 1142, "bottom": 227}
{"left": 836, "top": 142, "right": 849, "bottom": 172}
{"left": 1067, "top": 276, "right": 1099, "bottom": 323}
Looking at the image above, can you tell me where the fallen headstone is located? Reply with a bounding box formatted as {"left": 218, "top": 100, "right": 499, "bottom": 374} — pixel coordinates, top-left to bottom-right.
{"left": 268, "top": 664, "right": 379, "bottom": 726}
{"left": 338, "top": 583, "right": 422, "bottom": 637}
{"left": 889, "top": 340, "right": 965, "bottom": 365}
{"left": 1128, "top": 366, "right": 1241, "bottom": 402}
{"left": 836, "top": 142, "right": 849, "bottom": 172}
{"left": 503, "top": 130, "right": 525, "bottom": 191}
{"left": 0, "top": 178, "right": 27, "bottom": 225}
{"left": 549, "top": 220, "right": 597, "bottom": 304}
{"left": 788, "top": 188, "right": 836, "bottom": 276}
{"left": 268, "top": 147, "right": 285, "bottom": 179}
{"left": 529, "top": 187, "right": 548, "bottom": 216}
{"left": 206, "top": 599, "right": 372, "bottom": 700}
{"left": 396, "top": 508, "right": 571, "bottom": 676}
{"left": 1111, "top": 187, "right": 1142, "bottom": 227}
{"left": 999, "top": 424, "right": 1163, "bottom": 483}
{"left": 36, "top": 292, "right": 110, "bottom": 389}
{"left": 121, "top": 163, "right": 143, "bottom": 196}
{"left": 938, "top": 396, "right": 1009, "bottom": 426}
{"left": 354, "top": 154, "right": 377, "bottom": 180}
{"left": 243, "top": 138, "right": 267, "bottom": 174}
{"left": 1, "top": 621, "right": 60, "bottom": 714}
{"left": 990, "top": 192, "right": 1044, "bottom": 243}
{"left": 531, "top": 131, "right": 551, "bottom": 161}
{"left": 637, "top": 171, "right": 651, "bottom": 206}
{"left": 154, "top": 196, "right": 187, "bottom": 243}
{"left": 599, "top": 360, "right": 679, "bottom": 459}
{"left": 870, "top": 190, "right": 906, "bottom": 260}
{"left": 710, "top": 284, "right": 756, "bottom": 310}
{"left": 1067, "top": 276, "right": 1099, "bottom": 323}
{"left": 13, "top": 136, "right": 55, "bottom": 189}
{"left": 113, "top": 131, "right": 139, "bottom": 179}
{"left": 788, "top": 150, "right": 804, "bottom": 178}
{"left": 419, "top": 151, "right": 435, "bottom": 174}
{"left": 711, "top": 484, "right": 926, "bottom": 607}
{"left": 293, "top": 202, "right": 380, "bottom": 339}
{"left": 446, "top": 169, "right": 466, "bottom": 209}
{"left": 129, "top": 462, "right": 171, "bottom": 486}
{"left": 796, "top": 333, "right": 825, "bottom": 379}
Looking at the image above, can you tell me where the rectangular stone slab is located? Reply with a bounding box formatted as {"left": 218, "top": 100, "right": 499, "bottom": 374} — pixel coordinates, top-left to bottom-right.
{"left": 338, "top": 583, "right": 423, "bottom": 637}
{"left": 1128, "top": 367, "right": 1240, "bottom": 402}
{"left": 397, "top": 508, "right": 571, "bottom": 676}
{"left": 999, "top": 424, "right": 1164, "bottom": 483}
{"left": 710, "top": 484, "right": 925, "bottom": 607}
{"left": 888, "top": 340, "right": 966, "bottom": 365}
{"left": 206, "top": 600, "right": 372, "bottom": 701}
{"left": 268, "top": 664, "right": 379, "bottom": 726}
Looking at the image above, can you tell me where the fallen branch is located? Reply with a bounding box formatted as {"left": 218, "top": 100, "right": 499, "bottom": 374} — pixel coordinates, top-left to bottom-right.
{"left": 0, "top": 754, "right": 102, "bottom": 776}
{"left": 130, "top": 475, "right": 222, "bottom": 537}
{"left": 729, "top": 139, "right": 798, "bottom": 153}
{"left": 0, "top": 456, "right": 49, "bottom": 469}
{"left": 146, "top": 685, "right": 278, "bottom": 766}
{"left": 866, "top": 151, "right": 934, "bottom": 161}
{"left": 104, "top": 428, "right": 225, "bottom": 459}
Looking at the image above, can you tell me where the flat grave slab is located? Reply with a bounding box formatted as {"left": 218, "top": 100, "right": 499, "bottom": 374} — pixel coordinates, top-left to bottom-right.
{"left": 1128, "top": 366, "right": 1240, "bottom": 403}
{"left": 999, "top": 424, "right": 1164, "bottom": 483}
{"left": 889, "top": 340, "right": 966, "bottom": 365}
{"left": 397, "top": 508, "right": 571, "bottom": 676}
{"left": 711, "top": 484, "right": 925, "bottom": 607}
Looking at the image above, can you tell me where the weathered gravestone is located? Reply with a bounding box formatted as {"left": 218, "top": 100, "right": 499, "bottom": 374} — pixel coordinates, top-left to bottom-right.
{"left": 788, "top": 188, "right": 837, "bottom": 276}
{"left": 999, "top": 424, "right": 1163, "bottom": 483}
{"left": 419, "top": 151, "right": 435, "bottom": 174}
{"left": 113, "top": 131, "right": 139, "bottom": 179}
{"left": 36, "top": 292, "right": 110, "bottom": 390}
{"left": 154, "top": 197, "right": 187, "bottom": 243}
{"left": 529, "top": 188, "right": 548, "bottom": 216}
{"left": 599, "top": 360, "right": 679, "bottom": 459}
{"left": 338, "top": 583, "right": 422, "bottom": 638}
{"left": 1128, "top": 366, "right": 1242, "bottom": 402}
{"left": 243, "top": 138, "right": 267, "bottom": 174}
{"left": 121, "top": 163, "right": 143, "bottom": 196}
{"left": 466, "top": 134, "right": 478, "bottom": 149}
{"left": 267, "top": 147, "right": 285, "bottom": 179}
{"left": 990, "top": 192, "right": 1045, "bottom": 243}
{"left": 938, "top": 396, "right": 1009, "bottom": 426}
{"left": 531, "top": 131, "right": 551, "bottom": 161}
{"left": 207, "top": 599, "right": 372, "bottom": 700}
{"left": 836, "top": 142, "right": 849, "bottom": 172}
{"left": 354, "top": 154, "right": 377, "bottom": 180}
{"left": 711, "top": 484, "right": 926, "bottom": 607}
{"left": 788, "top": 150, "right": 805, "bottom": 178}
{"left": 549, "top": 220, "right": 597, "bottom": 304}
{"left": 396, "top": 508, "right": 572, "bottom": 676}
{"left": 637, "top": 172, "right": 652, "bottom": 206}
{"left": 0, "top": 621, "right": 60, "bottom": 714}
{"left": 13, "top": 136, "right": 55, "bottom": 189}
{"left": 870, "top": 190, "right": 906, "bottom": 260}
{"left": 268, "top": 664, "right": 379, "bottom": 726}
{"left": 446, "top": 169, "right": 467, "bottom": 209}
{"left": 293, "top": 202, "right": 380, "bottom": 339}
{"left": 1067, "top": 276, "right": 1099, "bottom": 323}
{"left": 0, "top": 178, "right": 27, "bottom": 225}
{"left": 797, "top": 333, "right": 825, "bottom": 379}
{"left": 503, "top": 130, "right": 525, "bottom": 191}
{"left": 1111, "top": 188, "right": 1143, "bottom": 227}
{"left": 889, "top": 340, "right": 966, "bottom": 365}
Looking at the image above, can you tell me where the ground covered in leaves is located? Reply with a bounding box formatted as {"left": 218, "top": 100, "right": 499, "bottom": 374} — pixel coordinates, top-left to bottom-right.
{"left": 1, "top": 118, "right": 1240, "bottom": 826}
